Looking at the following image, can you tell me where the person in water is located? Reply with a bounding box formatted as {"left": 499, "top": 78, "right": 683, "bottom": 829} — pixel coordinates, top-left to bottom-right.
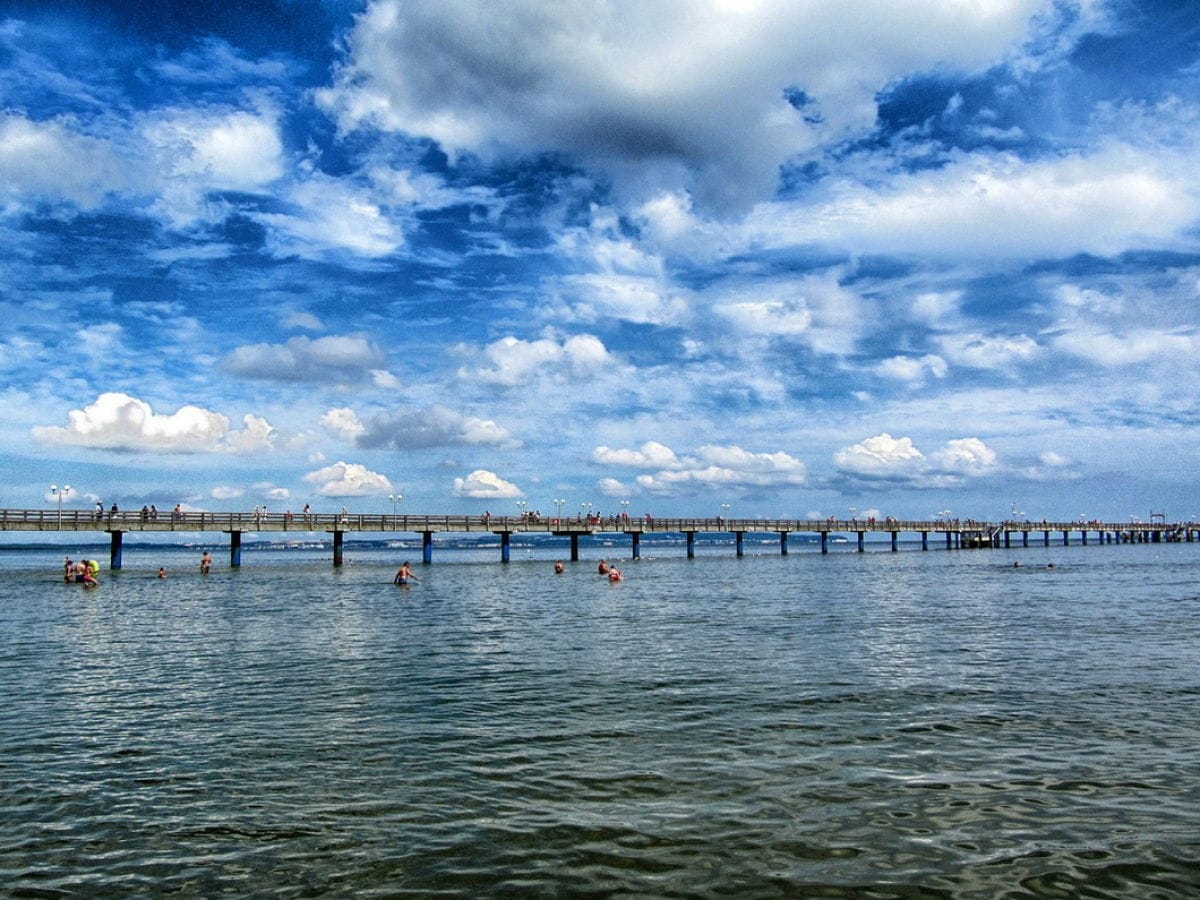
{"left": 597, "top": 559, "right": 609, "bottom": 574}
{"left": 394, "top": 561, "right": 420, "bottom": 586}
{"left": 607, "top": 566, "right": 622, "bottom": 582}
{"left": 157, "top": 567, "right": 168, "bottom": 579}
{"left": 554, "top": 560, "right": 565, "bottom": 574}
{"left": 200, "top": 551, "right": 212, "bottom": 575}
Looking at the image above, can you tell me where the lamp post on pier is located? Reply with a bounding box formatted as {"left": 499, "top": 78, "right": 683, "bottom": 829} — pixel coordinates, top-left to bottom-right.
{"left": 50, "top": 484, "right": 71, "bottom": 527}
{"left": 388, "top": 492, "right": 402, "bottom": 529}
{"left": 620, "top": 499, "right": 629, "bottom": 522}
{"left": 554, "top": 498, "right": 565, "bottom": 522}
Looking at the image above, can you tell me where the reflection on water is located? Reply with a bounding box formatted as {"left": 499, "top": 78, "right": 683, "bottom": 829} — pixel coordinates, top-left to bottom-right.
{"left": 1, "top": 542, "right": 1198, "bottom": 896}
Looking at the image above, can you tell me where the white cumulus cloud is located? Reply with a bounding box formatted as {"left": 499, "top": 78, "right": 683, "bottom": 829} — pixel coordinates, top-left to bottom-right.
{"left": 32, "top": 392, "right": 276, "bottom": 454}
{"left": 460, "top": 333, "right": 617, "bottom": 387}
{"left": 452, "top": 468, "right": 522, "bottom": 499}
{"left": 876, "top": 354, "right": 948, "bottom": 383}
{"left": 302, "top": 461, "right": 393, "bottom": 497}
{"left": 833, "top": 433, "right": 926, "bottom": 479}
{"left": 593, "top": 441, "right": 806, "bottom": 496}
{"left": 322, "top": 407, "right": 366, "bottom": 442}
{"left": 834, "top": 433, "right": 998, "bottom": 487}
{"left": 591, "top": 441, "right": 682, "bottom": 469}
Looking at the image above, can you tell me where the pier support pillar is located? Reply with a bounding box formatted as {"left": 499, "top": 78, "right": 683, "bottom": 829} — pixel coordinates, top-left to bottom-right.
{"left": 1082, "top": 530, "right": 1088, "bottom": 545}
{"left": 921, "top": 531, "right": 928, "bottom": 551}
{"left": 229, "top": 530, "right": 242, "bottom": 568}
{"left": 631, "top": 532, "right": 640, "bottom": 560}
{"left": 423, "top": 531, "right": 433, "bottom": 564}
{"left": 945, "top": 531, "right": 952, "bottom": 550}
{"left": 570, "top": 533, "right": 580, "bottom": 561}
{"left": 331, "top": 531, "right": 342, "bottom": 567}
{"left": 735, "top": 531, "right": 744, "bottom": 557}
{"left": 110, "top": 530, "right": 123, "bottom": 570}
{"left": 779, "top": 532, "right": 788, "bottom": 556}
{"left": 858, "top": 531, "right": 865, "bottom": 553}
{"left": 1043, "top": 530, "right": 1050, "bottom": 547}
{"left": 685, "top": 532, "right": 695, "bottom": 559}
{"left": 1023, "top": 531, "right": 1029, "bottom": 548}
{"left": 1063, "top": 530, "right": 1070, "bottom": 546}
{"left": 820, "top": 532, "right": 828, "bottom": 554}
{"left": 501, "top": 532, "right": 511, "bottom": 563}
{"left": 891, "top": 531, "right": 899, "bottom": 552}
{"left": 1004, "top": 531, "right": 1011, "bottom": 549}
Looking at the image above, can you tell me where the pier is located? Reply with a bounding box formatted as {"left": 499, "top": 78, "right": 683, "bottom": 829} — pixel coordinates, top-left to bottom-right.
{"left": 2, "top": 508, "right": 1196, "bottom": 569}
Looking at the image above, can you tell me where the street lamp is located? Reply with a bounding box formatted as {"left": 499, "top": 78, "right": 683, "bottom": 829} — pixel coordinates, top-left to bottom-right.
{"left": 580, "top": 501, "right": 592, "bottom": 521}
{"left": 554, "top": 497, "right": 565, "bottom": 520}
{"left": 849, "top": 505, "right": 857, "bottom": 521}
{"left": 388, "top": 492, "right": 402, "bottom": 528}
{"left": 516, "top": 499, "right": 527, "bottom": 520}
{"left": 50, "top": 484, "right": 71, "bottom": 526}
{"left": 720, "top": 503, "right": 730, "bottom": 522}
{"left": 620, "top": 499, "right": 630, "bottom": 520}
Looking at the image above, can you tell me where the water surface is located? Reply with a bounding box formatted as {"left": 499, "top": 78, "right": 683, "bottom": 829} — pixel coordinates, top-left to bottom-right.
{"left": 2, "top": 541, "right": 1198, "bottom": 896}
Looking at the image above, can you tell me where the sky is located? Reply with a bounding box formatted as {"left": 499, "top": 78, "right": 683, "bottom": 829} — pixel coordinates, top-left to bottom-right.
{"left": 2, "top": 0, "right": 1199, "bottom": 524}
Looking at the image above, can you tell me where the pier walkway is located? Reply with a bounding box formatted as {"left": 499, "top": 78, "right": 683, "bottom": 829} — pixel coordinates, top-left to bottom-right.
{"left": 2, "top": 508, "right": 1196, "bottom": 569}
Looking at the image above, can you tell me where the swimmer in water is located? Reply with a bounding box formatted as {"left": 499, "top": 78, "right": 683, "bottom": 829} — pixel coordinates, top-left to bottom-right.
{"left": 394, "top": 561, "right": 420, "bottom": 586}
{"left": 598, "top": 559, "right": 609, "bottom": 575}
{"left": 607, "top": 567, "right": 622, "bottom": 582}
{"left": 554, "top": 560, "right": 565, "bottom": 574}
{"left": 157, "top": 567, "right": 167, "bottom": 579}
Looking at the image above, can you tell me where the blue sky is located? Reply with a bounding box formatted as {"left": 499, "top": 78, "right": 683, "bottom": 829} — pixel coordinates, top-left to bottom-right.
{"left": 3, "top": 0, "right": 1199, "bottom": 523}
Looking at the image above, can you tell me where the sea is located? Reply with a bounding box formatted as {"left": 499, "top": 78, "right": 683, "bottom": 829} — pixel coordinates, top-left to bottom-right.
{"left": 1, "top": 532, "right": 1198, "bottom": 898}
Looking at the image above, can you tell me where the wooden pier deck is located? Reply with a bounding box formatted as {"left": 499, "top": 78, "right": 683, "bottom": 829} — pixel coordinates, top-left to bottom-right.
{"left": 3, "top": 508, "right": 1195, "bottom": 569}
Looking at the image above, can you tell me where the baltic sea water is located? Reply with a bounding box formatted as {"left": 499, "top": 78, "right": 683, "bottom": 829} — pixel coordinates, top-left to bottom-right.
{"left": 2, "top": 536, "right": 1198, "bottom": 897}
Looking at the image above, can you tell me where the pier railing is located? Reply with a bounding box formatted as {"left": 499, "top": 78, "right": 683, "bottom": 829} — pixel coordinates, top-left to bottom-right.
{"left": 1, "top": 507, "right": 1188, "bottom": 538}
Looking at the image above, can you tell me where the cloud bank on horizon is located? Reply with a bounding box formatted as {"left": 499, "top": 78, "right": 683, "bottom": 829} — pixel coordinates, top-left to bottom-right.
{"left": 2, "top": 0, "right": 1198, "bottom": 521}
